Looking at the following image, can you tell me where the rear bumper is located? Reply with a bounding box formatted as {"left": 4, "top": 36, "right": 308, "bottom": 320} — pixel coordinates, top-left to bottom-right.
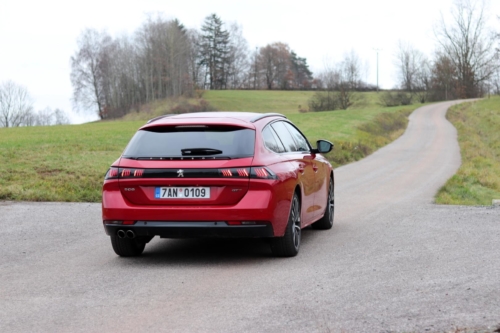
{"left": 102, "top": 178, "right": 293, "bottom": 237}
{"left": 104, "top": 221, "right": 274, "bottom": 238}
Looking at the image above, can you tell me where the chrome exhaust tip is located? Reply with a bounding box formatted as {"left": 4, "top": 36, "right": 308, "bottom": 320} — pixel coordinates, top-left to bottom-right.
{"left": 126, "top": 230, "right": 136, "bottom": 239}
{"left": 117, "top": 230, "right": 126, "bottom": 239}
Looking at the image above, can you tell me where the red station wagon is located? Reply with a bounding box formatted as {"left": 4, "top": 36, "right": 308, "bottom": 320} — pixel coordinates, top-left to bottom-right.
{"left": 102, "top": 112, "right": 334, "bottom": 257}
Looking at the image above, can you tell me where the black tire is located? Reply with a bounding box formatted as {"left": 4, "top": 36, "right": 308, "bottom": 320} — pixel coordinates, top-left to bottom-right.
{"left": 271, "top": 193, "right": 301, "bottom": 257}
{"left": 110, "top": 236, "right": 146, "bottom": 257}
{"left": 312, "top": 178, "right": 334, "bottom": 230}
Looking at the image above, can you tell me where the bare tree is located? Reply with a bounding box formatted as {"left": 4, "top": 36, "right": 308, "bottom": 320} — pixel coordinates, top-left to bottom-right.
{"left": 331, "top": 51, "right": 362, "bottom": 109}
{"left": 258, "top": 42, "right": 292, "bottom": 89}
{"left": 429, "top": 52, "right": 458, "bottom": 101}
{"left": 490, "top": 65, "right": 500, "bottom": 95}
{"left": 414, "top": 58, "right": 432, "bottom": 102}
{"left": 435, "top": 0, "right": 499, "bottom": 98}
{"left": 247, "top": 47, "right": 261, "bottom": 89}
{"left": 309, "top": 51, "right": 365, "bottom": 111}
{"left": 395, "top": 41, "right": 427, "bottom": 93}
{"left": 226, "top": 22, "right": 249, "bottom": 89}
{"left": 71, "top": 29, "right": 113, "bottom": 119}
{"left": 33, "top": 108, "right": 70, "bottom": 126}
{"left": 0, "top": 81, "right": 34, "bottom": 127}
{"left": 187, "top": 29, "right": 204, "bottom": 89}
{"left": 53, "top": 109, "right": 70, "bottom": 125}
{"left": 23, "top": 109, "right": 37, "bottom": 127}
{"left": 395, "top": 41, "right": 432, "bottom": 102}
{"left": 36, "top": 108, "right": 54, "bottom": 126}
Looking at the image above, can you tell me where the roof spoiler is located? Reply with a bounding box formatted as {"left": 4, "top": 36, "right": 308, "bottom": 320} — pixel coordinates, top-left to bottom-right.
{"left": 250, "top": 113, "right": 286, "bottom": 123}
{"left": 146, "top": 115, "right": 175, "bottom": 124}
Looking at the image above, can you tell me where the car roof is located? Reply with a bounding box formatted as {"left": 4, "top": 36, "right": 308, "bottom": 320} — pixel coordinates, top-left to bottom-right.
{"left": 144, "top": 112, "right": 286, "bottom": 129}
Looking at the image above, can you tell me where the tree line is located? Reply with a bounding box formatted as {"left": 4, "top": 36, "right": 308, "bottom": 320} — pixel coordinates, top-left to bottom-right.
{"left": 2, "top": 0, "right": 499, "bottom": 126}
{"left": 70, "top": 13, "right": 315, "bottom": 119}
{"left": 384, "top": 0, "right": 499, "bottom": 106}
{"left": 310, "top": 0, "right": 500, "bottom": 111}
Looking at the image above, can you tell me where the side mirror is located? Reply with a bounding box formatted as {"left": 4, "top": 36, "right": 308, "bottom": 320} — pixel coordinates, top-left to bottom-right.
{"left": 314, "top": 140, "right": 334, "bottom": 154}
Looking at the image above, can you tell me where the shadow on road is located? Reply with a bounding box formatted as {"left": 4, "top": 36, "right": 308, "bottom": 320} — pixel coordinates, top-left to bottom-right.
{"left": 110, "top": 227, "right": 324, "bottom": 266}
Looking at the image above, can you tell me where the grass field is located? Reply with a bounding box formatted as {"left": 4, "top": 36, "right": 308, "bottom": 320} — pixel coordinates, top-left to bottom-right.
{"left": 204, "top": 90, "right": 381, "bottom": 114}
{"left": 0, "top": 122, "right": 142, "bottom": 202}
{"left": 0, "top": 91, "right": 421, "bottom": 202}
{"left": 435, "top": 97, "right": 500, "bottom": 205}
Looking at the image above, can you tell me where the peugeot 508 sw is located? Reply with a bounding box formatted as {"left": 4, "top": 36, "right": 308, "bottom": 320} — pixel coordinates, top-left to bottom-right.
{"left": 102, "top": 112, "right": 334, "bottom": 257}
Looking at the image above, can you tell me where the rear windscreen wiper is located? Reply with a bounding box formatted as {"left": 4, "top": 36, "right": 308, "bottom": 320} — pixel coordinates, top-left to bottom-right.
{"left": 181, "top": 148, "right": 223, "bottom": 155}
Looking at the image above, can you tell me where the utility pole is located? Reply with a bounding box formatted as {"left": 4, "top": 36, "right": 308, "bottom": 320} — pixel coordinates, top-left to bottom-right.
{"left": 373, "top": 48, "right": 382, "bottom": 92}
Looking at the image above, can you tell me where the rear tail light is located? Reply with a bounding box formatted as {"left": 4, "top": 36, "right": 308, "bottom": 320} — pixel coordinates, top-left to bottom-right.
{"left": 105, "top": 167, "right": 276, "bottom": 180}
{"left": 218, "top": 167, "right": 277, "bottom": 180}
{"left": 220, "top": 168, "right": 248, "bottom": 178}
{"left": 104, "top": 168, "right": 144, "bottom": 180}
{"left": 250, "top": 167, "right": 277, "bottom": 180}
{"left": 106, "top": 168, "right": 119, "bottom": 179}
{"left": 105, "top": 167, "right": 119, "bottom": 180}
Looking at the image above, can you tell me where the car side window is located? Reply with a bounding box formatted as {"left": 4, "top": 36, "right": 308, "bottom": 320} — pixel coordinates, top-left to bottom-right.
{"left": 282, "top": 122, "right": 310, "bottom": 152}
{"left": 262, "top": 126, "right": 286, "bottom": 153}
{"left": 270, "top": 121, "right": 298, "bottom": 152}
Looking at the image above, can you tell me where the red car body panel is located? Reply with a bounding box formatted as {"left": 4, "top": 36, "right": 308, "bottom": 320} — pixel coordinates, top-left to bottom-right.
{"left": 102, "top": 112, "right": 333, "bottom": 238}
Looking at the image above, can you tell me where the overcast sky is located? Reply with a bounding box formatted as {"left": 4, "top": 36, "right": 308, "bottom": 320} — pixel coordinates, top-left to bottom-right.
{"left": 1, "top": 0, "right": 498, "bottom": 123}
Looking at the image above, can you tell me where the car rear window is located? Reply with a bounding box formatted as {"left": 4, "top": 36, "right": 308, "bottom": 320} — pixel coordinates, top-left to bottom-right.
{"left": 122, "top": 125, "right": 255, "bottom": 159}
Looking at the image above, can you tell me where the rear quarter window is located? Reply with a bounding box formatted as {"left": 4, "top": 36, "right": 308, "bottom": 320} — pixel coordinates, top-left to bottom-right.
{"left": 270, "top": 121, "right": 298, "bottom": 152}
{"left": 262, "top": 126, "right": 286, "bottom": 153}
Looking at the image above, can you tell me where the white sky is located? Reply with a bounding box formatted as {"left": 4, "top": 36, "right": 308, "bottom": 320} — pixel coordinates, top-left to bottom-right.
{"left": 1, "top": 0, "right": 499, "bottom": 123}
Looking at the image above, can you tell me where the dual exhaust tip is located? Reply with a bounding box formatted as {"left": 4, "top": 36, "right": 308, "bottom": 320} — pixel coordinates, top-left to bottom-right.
{"left": 117, "top": 229, "right": 136, "bottom": 239}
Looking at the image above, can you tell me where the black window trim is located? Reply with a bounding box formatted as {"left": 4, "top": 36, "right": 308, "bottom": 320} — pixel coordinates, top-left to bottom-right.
{"left": 262, "top": 120, "right": 313, "bottom": 155}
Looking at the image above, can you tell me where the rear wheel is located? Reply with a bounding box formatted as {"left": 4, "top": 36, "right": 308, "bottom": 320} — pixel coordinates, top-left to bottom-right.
{"left": 271, "top": 193, "right": 301, "bottom": 257}
{"left": 312, "top": 178, "right": 334, "bottom": 230}
{"left": 110, "top": 236, "right": 146, "bottom": 257}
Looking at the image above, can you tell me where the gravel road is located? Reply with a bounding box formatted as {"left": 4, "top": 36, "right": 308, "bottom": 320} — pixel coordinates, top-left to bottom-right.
{"left": 1, "top": 101, "right": 499, "bottom": 332}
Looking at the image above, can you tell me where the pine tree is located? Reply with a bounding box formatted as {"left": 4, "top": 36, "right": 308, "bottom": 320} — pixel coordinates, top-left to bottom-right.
{"left": 290, "top": 51, "right": 313, "bottom": 89}
{"left": 199, "top": 14, "right": 230, "bottom": 89}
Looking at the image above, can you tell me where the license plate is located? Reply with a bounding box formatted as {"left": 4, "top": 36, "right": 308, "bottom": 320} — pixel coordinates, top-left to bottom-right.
{"left": 155, "top": 187, "right": 210, "bottom": 199}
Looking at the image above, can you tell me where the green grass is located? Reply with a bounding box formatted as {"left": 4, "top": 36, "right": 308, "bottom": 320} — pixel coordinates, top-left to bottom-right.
{"left": 204, "top": 90, "right": 382, "bottom": 114}
{"left": 0, "top": 121, "right": 143, "bottom": 202}
{"left": 0, "top": 91, "right": 421, "bottom": 202}
{"left": 204, "top": 90, "right": 315, "bottom": 113}
{"left": 287, "top": 105, "right": 417, "bottom": 166}
{"left": 435, "top": 97, "right": 500, "bottom": 205}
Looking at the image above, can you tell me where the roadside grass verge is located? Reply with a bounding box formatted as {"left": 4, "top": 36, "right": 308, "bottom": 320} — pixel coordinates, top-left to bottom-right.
{"left": 0, "top": 92, "right": 421, "bottom": 202}
{"left": 435, "top": 97, "right": 500, "bottom": 205}
{"left": 288, "top": 105, "right": 416, "bottom": 167}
